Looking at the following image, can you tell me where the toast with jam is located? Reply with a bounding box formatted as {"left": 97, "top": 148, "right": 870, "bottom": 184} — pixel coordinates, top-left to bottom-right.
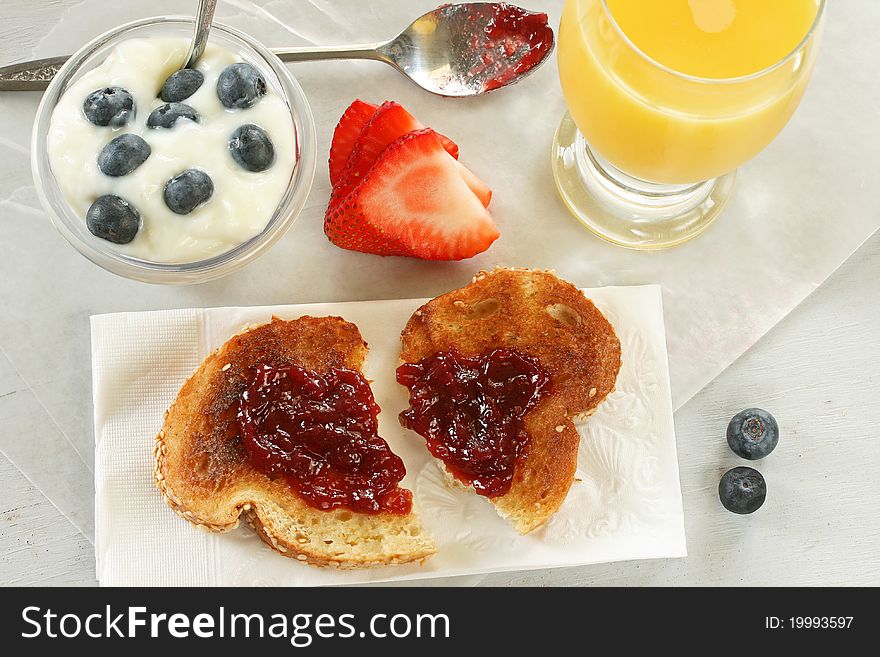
{"left": 397, "top": 268, "right": 621, "bottom": 534}
{"left": 154, "top": 316, "right": 435, "bottom": 569}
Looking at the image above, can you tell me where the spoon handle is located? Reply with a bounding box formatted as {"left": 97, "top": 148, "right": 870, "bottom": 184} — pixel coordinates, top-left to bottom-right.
{"left": 184, "top": 0, "right": 219, "bottom": 69}
{"left": 271, "top": 43, "right": 390, "bottom": 63}
{"left": 0, "top": 42, "right": 391, "bottom": 92}
{"left": 0, "top": 56, "right": 68, "bottom": 91}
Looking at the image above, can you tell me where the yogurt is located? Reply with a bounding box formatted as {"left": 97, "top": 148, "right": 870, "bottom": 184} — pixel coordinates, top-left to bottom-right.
{"left": 47, "top": 38, "right": 296, "bottom": 263}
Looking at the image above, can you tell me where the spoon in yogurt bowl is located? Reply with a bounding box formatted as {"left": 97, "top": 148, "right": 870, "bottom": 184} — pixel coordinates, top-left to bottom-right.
{"left": 0, "top": 3, "right": 554, "bottom": 96}
{"left": 182, "top": 0, "right": 218, "bottom": 69}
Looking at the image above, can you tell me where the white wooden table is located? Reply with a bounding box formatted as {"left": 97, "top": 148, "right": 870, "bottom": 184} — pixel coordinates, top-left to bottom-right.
{"left": 1, "top": 0, "right": 878, "bottom": 586}
{"left": 2, "top": 232, "right": 876, "bottom": 587}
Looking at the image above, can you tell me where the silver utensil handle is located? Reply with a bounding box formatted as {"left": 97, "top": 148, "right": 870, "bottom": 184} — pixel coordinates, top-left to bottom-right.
{"left": 0, "top": 43, "right": 391, "bottom": 92}
{"left": 271, "top": 43, "right": 389, "bottom": 63}
{"left": 0, "top": 57, "right": 69, "bottom": 91}
{"left": 183, "top": 0, "right": 218, "bottom": 69}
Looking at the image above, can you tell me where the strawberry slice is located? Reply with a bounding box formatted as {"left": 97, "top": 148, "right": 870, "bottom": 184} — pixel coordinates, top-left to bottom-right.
{"left": 328, "top": 99, "right": 377, "bottom": 186}
{"left": 325, "top": 129, "right": 499, "bottom": 261}
{"left": 453, "top": 158, "right": 492, "bottom": 207}
{"left": 334, "top": 101, "right": 460, "bottom": 201}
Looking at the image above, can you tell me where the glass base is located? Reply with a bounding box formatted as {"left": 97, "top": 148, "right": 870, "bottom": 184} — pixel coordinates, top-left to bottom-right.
{"left": 551, "top": 112, "right": 736, "bottom": 250}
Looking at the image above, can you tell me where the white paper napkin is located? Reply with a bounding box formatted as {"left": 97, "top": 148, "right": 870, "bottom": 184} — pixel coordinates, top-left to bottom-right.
{"left": 91, "top": 285, "right": 685, "bottom": 586}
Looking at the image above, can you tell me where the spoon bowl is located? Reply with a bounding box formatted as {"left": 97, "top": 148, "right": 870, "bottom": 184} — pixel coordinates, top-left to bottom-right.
{"left": 379, "top": 3, "right": 555, "bottom": 96}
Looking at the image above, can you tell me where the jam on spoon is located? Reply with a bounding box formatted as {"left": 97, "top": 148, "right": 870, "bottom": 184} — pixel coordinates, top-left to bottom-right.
{"left": 470, "top": 3, "right": 555, "bottom": 92}
{"left": 237, "top": 363, "right": 411, "bottom": 515}
{"left": 397, "top": 348, "right": 553, "bottom": 497}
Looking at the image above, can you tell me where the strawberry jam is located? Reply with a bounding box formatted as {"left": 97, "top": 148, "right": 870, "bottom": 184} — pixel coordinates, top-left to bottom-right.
{"left": 397, "top": 348, "right": 552, "bottom": 497}
{"left": 237, "top": 363, "right": 411, "bottom": 515}
{"left": 468, "top": 3, "right": 554, "bottom": 92}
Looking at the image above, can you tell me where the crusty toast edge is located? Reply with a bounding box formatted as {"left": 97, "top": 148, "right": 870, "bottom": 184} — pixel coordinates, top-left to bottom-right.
{"left": 399, "top": 267, "right": 622, "bottom": 534}
{"left": 153, "top": 317, "right": 437, "bottom": 569}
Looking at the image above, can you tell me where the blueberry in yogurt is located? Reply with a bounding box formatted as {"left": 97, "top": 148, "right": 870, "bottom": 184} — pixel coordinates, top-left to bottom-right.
{"left": 164, "top": 169, "right": 214, "bottom": 215}
{"left": 49, "top": 38, "right": 295, "bottom": 264}
{"left": 82, "top": 87, "right": 135, "bottom": 127}
{"left": 86, "top": 195, "right": 140, "bottom": 244}
{"left": 229, "top": 124, "right": 275, "bottom": 172}
{"left": 160, "top": 68, "right": 204, "bottom": 102}
{"left": 97, "top": 134, "right": 151, "bottom": 177}
{"left": 217, "top": 63, "right": 266, "bottom": 109}
{"left": 147, "top": 102, "right": 200, "bottom": 129}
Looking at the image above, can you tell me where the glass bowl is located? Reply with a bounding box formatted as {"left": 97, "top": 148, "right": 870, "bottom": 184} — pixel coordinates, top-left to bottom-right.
{"left": 31, "top": 16, "right": 316, "bottom": 284}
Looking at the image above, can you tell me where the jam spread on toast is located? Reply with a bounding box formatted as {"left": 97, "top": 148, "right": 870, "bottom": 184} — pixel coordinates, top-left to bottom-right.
{"left": 237, "top": 364, "right": 411, "bottom": 515}
{"left": 397, "top": 348, "right": 552, "bottom": 497}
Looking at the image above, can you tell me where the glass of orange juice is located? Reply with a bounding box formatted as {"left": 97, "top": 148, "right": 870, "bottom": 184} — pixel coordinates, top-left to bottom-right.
{"left": 553, "top": 0, "right": 826, "bottom": 249}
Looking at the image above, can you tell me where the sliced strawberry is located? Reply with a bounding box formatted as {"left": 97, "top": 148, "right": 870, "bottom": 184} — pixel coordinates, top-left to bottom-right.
{"left": 453, "top": 158, "right": 492, "bottom": 208}
{"left": 325, "top": 129, "right": 499, "bottom": 261}
{"left": 328, "top": 99, "right": 377, "bottom": 186}
{"left": 334, "top": 101, "right": 459, "bottom": 200}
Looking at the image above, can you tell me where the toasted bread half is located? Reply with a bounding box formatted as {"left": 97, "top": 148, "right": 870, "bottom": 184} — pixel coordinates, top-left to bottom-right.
{"left": 155, "top": 316, "right": 435, "bottom": 569}
{"left": 399, "top": 268, "right": 622, "bottom": 533}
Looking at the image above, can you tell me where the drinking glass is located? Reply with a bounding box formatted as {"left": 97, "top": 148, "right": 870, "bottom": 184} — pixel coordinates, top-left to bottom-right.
{"left": 552, "top": 0, "right": 826, "bottom": 249}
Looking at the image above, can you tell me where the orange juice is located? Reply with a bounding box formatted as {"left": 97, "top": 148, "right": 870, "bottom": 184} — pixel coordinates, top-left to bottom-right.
{"left": 558, "top": 0, "right": 822, "bottom": 183}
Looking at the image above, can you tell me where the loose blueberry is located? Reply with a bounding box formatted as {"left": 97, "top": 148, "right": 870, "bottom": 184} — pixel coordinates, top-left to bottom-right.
{"left": 160, "top": 68, "right": 204, "bottom": 102}
{"left": 719, "top": 466, "right": 766, "bottom": 514}
{"left": 85, "top": 195, "right": 140, "bottom": 244}
{"left": 82, "top": 87, "right": 135, "bottom": 127}
{"left": 228, "top": 124, "right": 275, "bottom": 172}
{"left": 164, "top": 169, "right": 214, "bottom": 215}
{"left": 146, "top": 102, "right": 200, "bottom": 129}
{"left": 727, "top": 408, "right": 779, "bottom": 460}
{"left": 96, "top": 133, "right": 151, "bottom": 177}
{"left": 216, "top": 63, "right": 266, "bottom": 109}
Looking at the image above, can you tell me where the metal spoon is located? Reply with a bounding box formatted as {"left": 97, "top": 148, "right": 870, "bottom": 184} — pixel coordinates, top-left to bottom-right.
{"left": 183, "top": 0, "right": 218, "bottom": 69}
{"left": 0, "top": 3, "right": 554, "bottom": 96}
{"left": 273, "top": 3, "right": 554, "bottom": 96}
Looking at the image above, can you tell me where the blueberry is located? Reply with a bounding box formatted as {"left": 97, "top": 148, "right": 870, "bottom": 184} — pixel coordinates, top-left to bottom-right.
{"left": 719, "top": 466, "right": 766, "bottom": 514}
{"left": 97, "top": 134, "right": 151, "bottom": 177}
{"left": 160, "top": 68, "right": 204, "bottom": 102}
{"left": 727, "top": 408, "right": 779, "bottom": 460}
{"left": 164, "top": 169, "right": 214, "bottom": 215}
{"left": 82, "top": 87, "right": 135, "bottom": 127}
{"left": 85, "top": 195, "right": 140, "bottom": 244}
{"left": 216, "top": 63, "right": 266, "bottom": 109}
{"left": 146, "top": 102, "right": 200, "bottom": 129}
{"left": 228, "top": 124, "right": 275, "bottom": 172}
